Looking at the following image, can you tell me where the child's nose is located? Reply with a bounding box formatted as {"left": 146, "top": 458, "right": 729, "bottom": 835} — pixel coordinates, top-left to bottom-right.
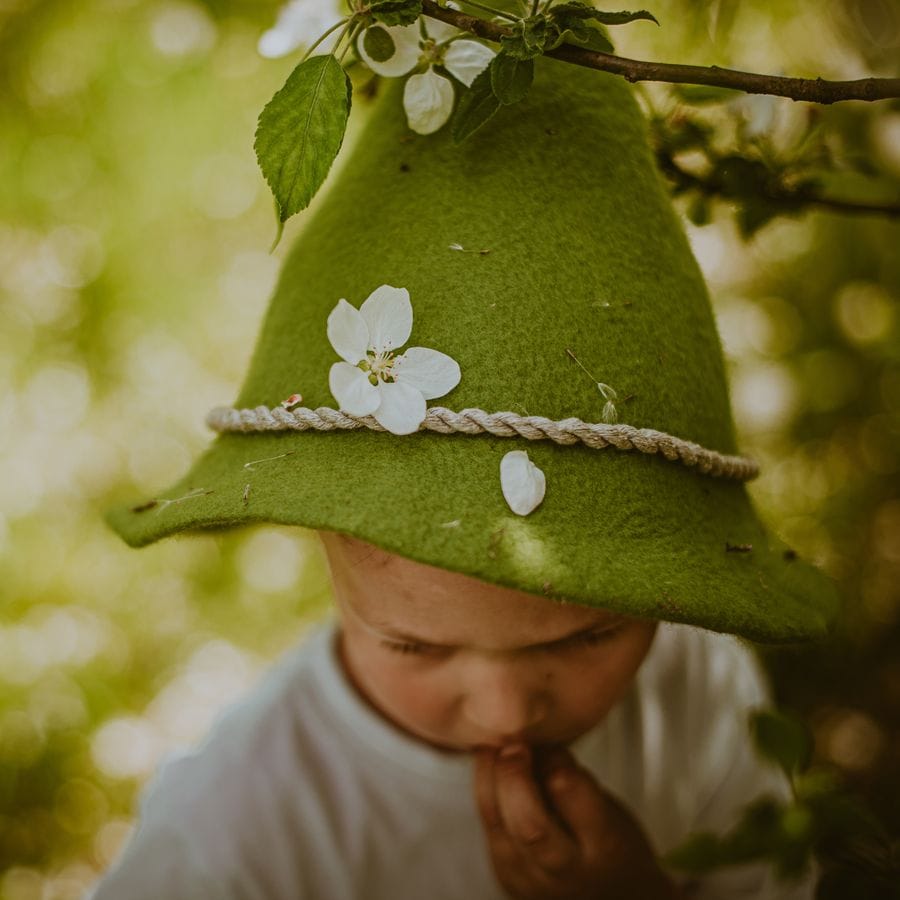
{"left": 462, "top": 661, "right": 548, "bottom": 739}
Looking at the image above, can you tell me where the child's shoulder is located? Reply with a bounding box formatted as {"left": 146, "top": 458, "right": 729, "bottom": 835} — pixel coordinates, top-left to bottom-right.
{"left": 137, "top": 625, "right": 334, "bottom": 815}
{"left": 638, "top": 622, "right": 772, "bottom": 713}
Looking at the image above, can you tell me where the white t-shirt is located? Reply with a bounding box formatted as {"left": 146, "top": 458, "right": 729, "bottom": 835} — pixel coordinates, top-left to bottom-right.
{"left": 89, "top": 621, "right": 815, "bottom": 899}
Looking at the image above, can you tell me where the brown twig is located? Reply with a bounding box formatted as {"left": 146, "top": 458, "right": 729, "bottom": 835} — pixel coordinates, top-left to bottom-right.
{"left": 421, "top": 0, "right": 900, "bottom": 104}
{"left": 657, "top": 150, "right": 900, "bottom": 219}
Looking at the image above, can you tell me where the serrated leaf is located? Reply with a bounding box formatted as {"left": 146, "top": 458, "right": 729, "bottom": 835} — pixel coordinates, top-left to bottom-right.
{"left": 501, "top": 16, "right": 552, "bottom": 59}
{"left": 550, "top": 2, "right": 659, "bottom": 27}
{"left": 750, "top": 710, "right": 813, "bottom": 777}
{"left": 255, "top": 55, "right": 351, "bottom": 226}
{"left": 499, "top": 34, "right": 540, "bottom": 60}
{"left": 548, "top": 20, "right": 615, "bottom": 53}
{"left": 370, "top": 0, "right": 422, "bottom": 26}
{"left": 363, "top": 25, "right": 396, "bottom": 62}
{"left": 586, "top": 8, "right": 658, "bottom": 25}
{"left": 578, "top": 22, "right": 615, "bottom": 52}
{"left": 490, "top": 52, "right": 533, "bottom": 105}
{"left": 452, "top": 67, "right": 501, "bottom": 143}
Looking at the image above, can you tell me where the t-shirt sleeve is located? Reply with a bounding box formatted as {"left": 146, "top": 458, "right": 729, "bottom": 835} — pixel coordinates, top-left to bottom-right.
{"left": 87, "top": 821, "right": 218, "bottom": 900}
{"left": 676, "top": 632, "right": 817, "bottom": 900}
{"left": 86, "top": 756, "right": 228, "bottom": 900}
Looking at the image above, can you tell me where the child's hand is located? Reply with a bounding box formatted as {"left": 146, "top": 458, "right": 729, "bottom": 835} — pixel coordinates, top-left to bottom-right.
{"left": 473, "top": 744, "right": 683, "bottom": 900}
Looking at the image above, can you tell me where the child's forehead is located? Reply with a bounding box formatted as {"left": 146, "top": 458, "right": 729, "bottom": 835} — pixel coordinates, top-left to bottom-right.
{"left": 325, "top": 533, "right": 628, "bottom": 646}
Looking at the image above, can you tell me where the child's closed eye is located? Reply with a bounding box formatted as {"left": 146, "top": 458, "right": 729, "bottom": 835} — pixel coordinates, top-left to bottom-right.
{"left": 379, "top": 626, "right": 626, "bottom": 658}
{"left": 380, "top": 639, "right": 447, "bottom": 657}
{"left": 570, "top": 626, "right": 625, "bottom": 648}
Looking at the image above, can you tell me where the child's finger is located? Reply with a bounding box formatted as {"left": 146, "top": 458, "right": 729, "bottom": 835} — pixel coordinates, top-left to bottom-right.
{"left": 493, "top": 744, "right": 577, "bottom": 873}
{"left": 545, "top": 755, "right": 661, "bottom": 875}
{"left": 541, "top": 752, "right": 611, "bottom": 857}
{"left": 473, "top": 749, "right": 529, "bottom": 881}
{"left": 473, "top": 748, "right": 503, "bottom": 833}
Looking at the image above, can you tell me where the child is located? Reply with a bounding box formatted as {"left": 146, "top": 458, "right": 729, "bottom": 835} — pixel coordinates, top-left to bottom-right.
{"left": 98, "top": 43, "right": 838, "bottom": 900}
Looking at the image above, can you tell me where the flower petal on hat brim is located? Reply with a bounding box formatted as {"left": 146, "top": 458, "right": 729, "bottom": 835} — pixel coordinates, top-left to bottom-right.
{"left": 372, "top": 380, "right": 427, "bottom": 435}
{"left": 403, "top": 69, "right": 455, "bottom": 135}
{"left": 393, "top": 347, "right": 461, "bottom": 400}
{"left": 329, "top": 362, "right": 380, "bottom": 416}
{"left": 327, "top": 298, "right": 370, "bottom": 364}
{"left": 356, "top": 22, "right": 420, "bottom": 77}
{"left": 500, "top": 450, "right": 546, "bottom": 516}
{"left": 359, "top": 285, "right": 412, "bottom": 353}
{"left": 443, "top": 40, "right": 495, "bottom": 87}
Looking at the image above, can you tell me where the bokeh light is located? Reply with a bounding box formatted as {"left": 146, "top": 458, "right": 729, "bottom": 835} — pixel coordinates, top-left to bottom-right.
{"left": 1, "top": 0, "right": 898, "bottom": 892}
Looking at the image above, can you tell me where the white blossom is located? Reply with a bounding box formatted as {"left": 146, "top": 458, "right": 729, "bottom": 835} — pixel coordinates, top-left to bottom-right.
{"left": 357, "top": 16, "right": 495, "bottom": 134}
{"left": 327, "top": 285, "right": 461, "bottom": 435}
{"left": 258, "top": 0, "right": 344, "bottom": 59}
{"left": 500, "top": 451, "right": 546, "bottom": 516}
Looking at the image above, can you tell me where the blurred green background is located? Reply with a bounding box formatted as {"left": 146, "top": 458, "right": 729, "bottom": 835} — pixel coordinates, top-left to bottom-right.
{"left": 1, "top": 0, "right": 898, "bottom": 897}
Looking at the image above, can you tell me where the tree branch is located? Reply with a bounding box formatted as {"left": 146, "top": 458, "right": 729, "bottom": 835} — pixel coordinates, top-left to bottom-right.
{"left": 421, "top": 0, "right": 900, "bottom": 104}
{"left": 656, "top": 151, "right": 900, "bottom": 220}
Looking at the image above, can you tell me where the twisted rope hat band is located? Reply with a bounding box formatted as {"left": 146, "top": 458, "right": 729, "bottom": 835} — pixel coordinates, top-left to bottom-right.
{"left": 206, "top": 405, "right": 759, "bottom": 482}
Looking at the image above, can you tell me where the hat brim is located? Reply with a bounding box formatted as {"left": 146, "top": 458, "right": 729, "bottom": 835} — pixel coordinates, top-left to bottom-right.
{"left": 107, "top": 426, "right": 839, "bottom": 643}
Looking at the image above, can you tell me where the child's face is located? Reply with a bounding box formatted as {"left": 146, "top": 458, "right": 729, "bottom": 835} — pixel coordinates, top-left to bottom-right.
{"left": 321, "top": 533, "right": 657, "bottom": 753}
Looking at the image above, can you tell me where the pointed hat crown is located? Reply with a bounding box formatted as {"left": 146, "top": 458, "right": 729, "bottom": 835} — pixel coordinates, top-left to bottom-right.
{"left": 109, "top": 56, "right": 839, "bottom": 642}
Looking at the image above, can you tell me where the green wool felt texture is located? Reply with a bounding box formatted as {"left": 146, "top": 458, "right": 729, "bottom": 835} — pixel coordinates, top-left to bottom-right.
{"left": 108, "top": 57, "right": 840, "bottom": 642}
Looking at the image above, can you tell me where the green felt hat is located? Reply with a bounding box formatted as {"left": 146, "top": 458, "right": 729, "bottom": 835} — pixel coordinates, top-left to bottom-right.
{"left": 108, "top": 56, "right": 840, "bottom": 642}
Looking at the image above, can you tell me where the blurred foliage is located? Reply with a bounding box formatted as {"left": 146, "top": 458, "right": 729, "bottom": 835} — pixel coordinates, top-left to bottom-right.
{"left": 0, "top": 1, "right": 898, "bottom": 898}
{"left": 667, "top": 711, "right": 900, "bottom": 896}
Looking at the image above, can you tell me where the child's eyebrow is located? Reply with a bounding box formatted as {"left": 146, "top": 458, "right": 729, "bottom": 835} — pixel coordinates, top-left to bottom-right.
{"left": 374, "top": 618, "right": 626, "bottom": 651}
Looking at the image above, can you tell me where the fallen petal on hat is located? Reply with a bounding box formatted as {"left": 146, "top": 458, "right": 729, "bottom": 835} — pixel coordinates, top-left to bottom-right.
{"left": 359, "top": 285, "right": 412, "bottom": 353}
{"left": 500, "top": 451, "right": 546, "bottom": 516}
{"left": 404, "top": 70, "right": 455, "bottom": 135}
{"left": 327, "top": 298, "right": 370, "bottom": 364}
{"left": 393, "top": 347, "right": 461, "bottom": 399}
{"left": 357, "top": 22, "right": 421, "bottom": 78}
{"left": 372, "top": 380, "right": 427, "bottom": 435}
{"left": 329, "top": 362, "right": 380, "bottom": 416}
{"left": 443, "top": 40, "right": 495, "bottom": 87}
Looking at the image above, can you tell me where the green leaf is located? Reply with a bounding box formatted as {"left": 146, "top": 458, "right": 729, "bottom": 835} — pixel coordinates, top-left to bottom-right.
{"left": 490, "top": 52, "right": 534, "bottom": 105}
{"left": 452, "top": 67, "right": 501, "bottom": 143}
{"left": 501, "top": 16, "right": 553, "bottom": 60}
{"left": 546, "top": 4, "right": 617, "bottom": 52}
{"left": 665, "top": 795, "right": 785, "bottom": 874}
{"left": 547, "top": 17, "right": 615, "bottom": 52}
{"left": 585, "top": 8, "right": 659, "bottom": 26}
{"left": 687, "top": 193, "right": 710, "bottom": 226}
{"left": 663, "top": 832, "right": 724, "bottom": 872}
{"left": 578, "top": 22, "right": 615, "bottom": 52}
{"left": 549, "top": 2, "right": 659, "bottom": 27}
{"left": 369, "top": 0, "right": 422, "bottom": 27}
{"left": 750, "top": 710, "right": 813, "bottom": 777}
{"left": 255, "top": 55, "right": 352, "bottom": 225}
{"left": 713, "top": 154, "right": 770, "bottom": 196}
{"left": 736, "top": 199, "right": 780, "bottom": 238}
{"left": 362, "top": 25, "right": 396, "bottom": 62}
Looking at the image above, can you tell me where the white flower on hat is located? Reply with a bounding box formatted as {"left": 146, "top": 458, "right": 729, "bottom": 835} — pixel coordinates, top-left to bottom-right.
{"left": 357, "top": 15, "right": 495, "bottom": 134}
{"left": 258, "top": 0, "right": 345, "bottom": 59}
{"left": 327, "top": 285, "right": 461, "bottom": 436}
{"left": 500, "top": 451, "right": 546, "bottom": 516}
